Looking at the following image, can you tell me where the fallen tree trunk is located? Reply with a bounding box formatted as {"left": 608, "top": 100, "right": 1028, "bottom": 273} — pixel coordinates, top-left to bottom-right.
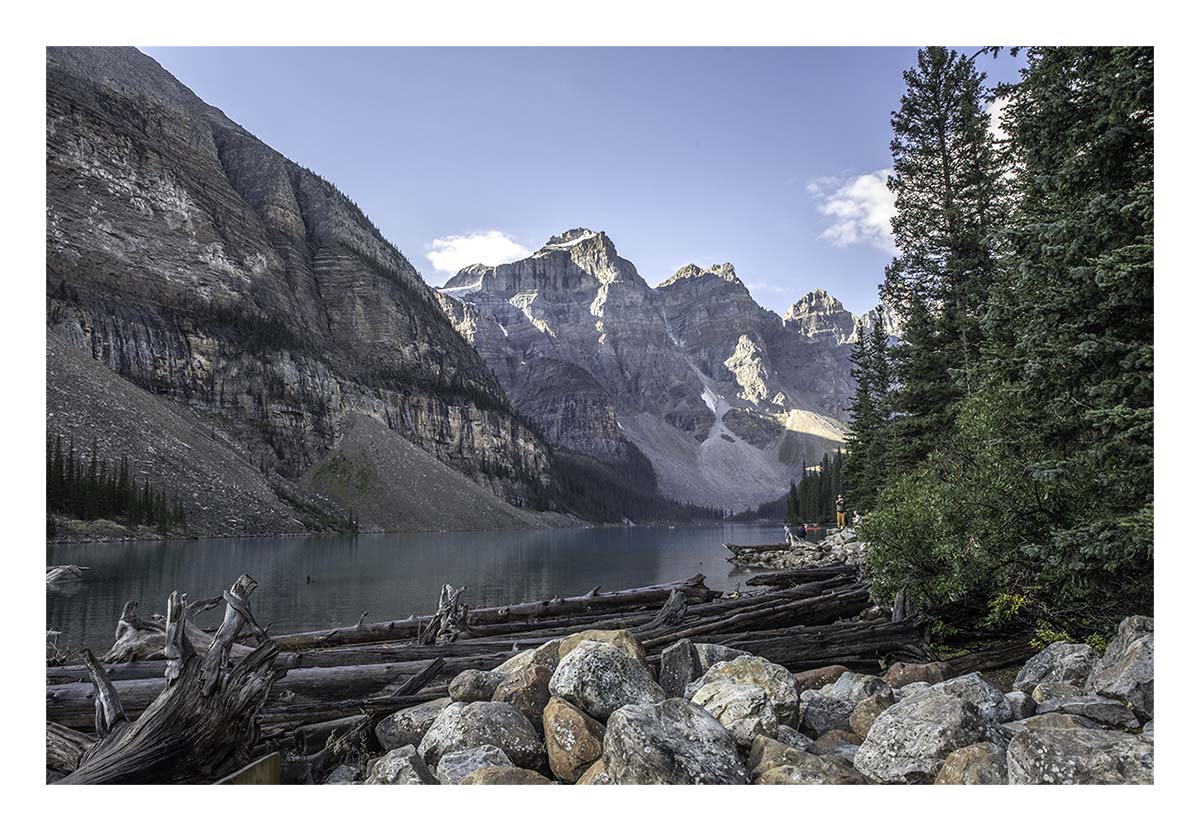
{"left": 744, "top": 565, "right": 859, "bottom": 586}
{"left": 57, "top": 578, "right": 278, "bottom": 784}
{"left": 46, "top": 721, "right": 94, "bottom": 772}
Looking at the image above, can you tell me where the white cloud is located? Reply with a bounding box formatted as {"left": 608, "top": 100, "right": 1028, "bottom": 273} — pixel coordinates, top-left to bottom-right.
{"left": 425, "top": 230, "right": 531, "bottom": 276}
{"left": 807, "top": 170, "right": 897, "bottom": 253}
{"left": 986, "top": 96, "right": 1010, "bottom": 141}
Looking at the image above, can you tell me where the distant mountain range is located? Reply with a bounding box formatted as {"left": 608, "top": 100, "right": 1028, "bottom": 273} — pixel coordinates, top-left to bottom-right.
{"left": 438, "top": 229, "right": 898, "bottom": 510}
{"left": 45, "top": 48, "right": 897, "bottom": 535}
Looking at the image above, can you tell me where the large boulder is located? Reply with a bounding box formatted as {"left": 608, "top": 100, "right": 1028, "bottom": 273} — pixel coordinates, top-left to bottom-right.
{"left": 931, "top": 672, "right": 1012, "bottom": 724}
{"left": 793, "top": 664, "right": 850, "bottom": 693}
{"left": 826, "top": 671, "right": 891, "bottom": 704}
{"left": 691, "top": 682, "right": 779, "bottom": 749}
{"left": 459, "top": 766, "right": 552, "bottom": 785}
{"left": 1007, "top": 727, "right": 1153, "bottom": 784}
{"left": 449, "top": 670, "right": 505, "bottom": 703}
{"left": 774, "top": 724, "right": 814, "bottom": 752}
{"left": 1012, "top": 641, "right": 1099, "bottom": 694}
{"left": 435, "top": 745, "right": 513, "bottom": 784}
{"left": 694, "top": 643, "right": 751, "bottom": 672}
{"left": 549, "top": 640, "right": 665, "bottom": 721}
{"left": 882, "top": 661, "right": 950, "bottom": 688}
{"left": 1031, "top": 681, "right": 1083, "bottom": 704}
{"left": 417, "top": 701, "right": 545, "bottom": 770}
{"left": 1086, "top": 619, "right": 1153, "bottom": 722}
{"left": 752, "top": 745, "right": 867, "bottom": 785}
{"left": 495, "top": 639, "right": 561, "bottom": 676}
{"left": 602, "top": 698, "right": 749, "bottom": 784}
{"left": 853, "top": 690, "right": 987, "bottom": 784}
{"left": 559, "top": 629, "right": 648, "bottom": 667}
{"left": 933, "top": 742, "right": 1008, "bottom": 785}
{"left": 849, "top": 691, "right": 895, "bottom": 738}
{"left": 375, "top": 697, "right": 453, "bottom": 751}
{"left": 1005, "top": 691, "right": 1037, "bottom": 721}
{"left": 364, "top": 745, "right": 438, "bottom": 785}
{"left": 658, "top": 639, "right": 702, "bottom": 698}
{"left": 687, "top": 656, "right": 800, "bottom": 728}
{"left": 799, "top": 695, "right": 856, "bottom": 737}
{"left": 1035, "top": 695, "right": 1140, "bottom": 729}
{"left": 492, "top": 661, "right": 555, "bottom": 730}
{"left": 894, "top": 681, "right": 932, "bottom": 701}
{"left": 543, "top": 697, "right": 605, "bottom": 783}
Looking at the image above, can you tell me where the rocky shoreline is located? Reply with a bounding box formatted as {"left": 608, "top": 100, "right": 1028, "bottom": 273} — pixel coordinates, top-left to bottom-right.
{"left": 307, "top": 613, "right": 1152, "bottom": 785}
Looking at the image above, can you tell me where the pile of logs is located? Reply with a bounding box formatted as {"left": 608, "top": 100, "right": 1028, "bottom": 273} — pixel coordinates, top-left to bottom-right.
{"left": 46, "top": 564, "right": 951, "bottom": 783}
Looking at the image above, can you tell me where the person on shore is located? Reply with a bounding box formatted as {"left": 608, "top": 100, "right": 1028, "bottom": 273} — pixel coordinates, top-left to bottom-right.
{"left": 836, "top": 494, "right": 847, "bottom": 529}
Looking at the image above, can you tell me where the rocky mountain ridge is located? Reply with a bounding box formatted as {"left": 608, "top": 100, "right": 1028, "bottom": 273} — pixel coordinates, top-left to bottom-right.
{"left": 46, "top": 47, "right": 558, "bottom": 533}
{"left": 438, "top": 231, "right": 899, "bottom": 511}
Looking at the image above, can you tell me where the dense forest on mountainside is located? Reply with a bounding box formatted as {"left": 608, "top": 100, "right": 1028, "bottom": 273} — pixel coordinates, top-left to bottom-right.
{"left": 840, "top": 47, "right": 1153, "bottom": 641}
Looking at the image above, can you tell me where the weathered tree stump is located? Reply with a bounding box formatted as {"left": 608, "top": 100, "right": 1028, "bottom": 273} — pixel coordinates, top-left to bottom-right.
{"left": 418, "top": 584, "right": 471, "bottom": 644}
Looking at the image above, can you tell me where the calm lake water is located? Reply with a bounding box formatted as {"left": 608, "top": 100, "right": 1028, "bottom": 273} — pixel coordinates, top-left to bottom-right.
{"left": 47, "top": 523, "right": 811, "bottom": 652}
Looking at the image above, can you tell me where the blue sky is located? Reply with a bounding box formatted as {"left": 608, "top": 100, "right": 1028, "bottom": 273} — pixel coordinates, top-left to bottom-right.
{"left": 143, "top": 47, "right": 1023, "bottom": 315}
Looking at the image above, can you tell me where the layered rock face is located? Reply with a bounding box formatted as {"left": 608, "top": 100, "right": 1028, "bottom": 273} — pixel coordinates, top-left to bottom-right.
{"left": 46, "top": 47, "right": 553, "bottom": 527}
{"left": 441, "top": 240, "right": 894, "bottom": 510}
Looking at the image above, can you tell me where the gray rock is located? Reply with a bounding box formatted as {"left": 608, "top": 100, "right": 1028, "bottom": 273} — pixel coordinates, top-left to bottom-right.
{"left": 548, "top": 640, "right": 665, "bottom": 721}
{"left": 933, "top": 742, "right": 1008, "bottom": 785}
{"left": 417, "top": 701, "right": 545, "bottom": 770}
{"left": 894, "top": 681, "right": 932, "bottom": 700}
{"left": 932, "top": 672, "right": 1012, "bottom": 723}
{"left": 1087, "top": 625, "right": 1153, "bottom": 722}
{"left": 323, "top": 763, "right": 364, "bottom": 785}
{"left": 694, "top": 643, "right": 751, "bottom": 672}
{"left": 435, "top": 745, "right": 512, "bottom": 784}
{"left": 1007, "top": 727, "right": 1153, "bottom": 784}
{"left": 1012, "top": 641, "right": 1099, "bottom": 694}
{"left": 754, "top": 751, "right": 867, "bottom": 784}
{"left": 1005, "top": 691, "right": 1037, "bottom": 720}
{"left": 809, "top": 732, "right": 861, "bottom": 766}
{"left": 449, "top": 670, "right": 505, "bottom": 703}
{"left": 996, "top": 712, "right": 1105, "bottom": 745}
{"left": 1031, "top": 680, "right": 1083, "bottom": 703}
{"left": 375, "top": 697, "right": 453, "bottom": 751}
{"left": 691, "top": 681, "right": 779, "bottom": 749}
{"left": 827, "top": 671, "right": 891, "bottom": 704}
{"left": 799, "top": 695, "right": 855, "bottom": 738}
{"left": 853, "top": 690, "right": 987, "bottom": 784}
{"left": 1102, "top": 615, "right": 1153, "bottom": 661}
{"left": 659, "top": 639, "right": 702, "bottom": 698}
{"left": 1035, "top": 695, "right": 1140, "bottom": 729}
{"left": 602, "top": 698, "right": 749, "bottom": 784}
{"left": 773, "top": 724, "right": 814, "bottom": 752}
{"left": 1140, "top": 720, "right": 1153, "bottom": 743}
{"left": 364, "top": 745, "right": 438, "bottom": 785}
{"left": 687, "top": 655, "right": 800, "bottom": 728}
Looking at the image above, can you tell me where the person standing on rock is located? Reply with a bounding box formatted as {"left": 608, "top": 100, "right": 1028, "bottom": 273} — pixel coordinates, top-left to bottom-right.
{"left": 836, "top": 494, "right": 847, "bottom": 529}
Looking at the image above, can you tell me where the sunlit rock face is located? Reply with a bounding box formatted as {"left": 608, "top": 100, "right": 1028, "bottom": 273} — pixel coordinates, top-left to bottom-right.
{"left": 46, "top": 46, "right": 553, "bottom": 520}
{"left": 440, "top": 240, "right": 895, "bottom": 511}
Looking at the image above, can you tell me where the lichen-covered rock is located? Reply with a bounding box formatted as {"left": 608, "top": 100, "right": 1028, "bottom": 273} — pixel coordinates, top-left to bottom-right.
{"left": 492, "top": 661, "right": 555, "bottom": 730}
{"left": 659, "top": 638, "right": 702, "bottom": 697}
{"left": 933, "top": 742, "right": 1008, "bottom": 785}
{"left": 494, "top": 639, "right": 561, "bottom": 676}
{"left": 996, "top": 712, "right": 1105, "bottom": 744}
{"left": 1140, "top": 720, "right": 1153, "bottom": 743}
{"left": 694, "top": 643, "right": 750, "bottom": 673}
{"left": 1012, "top": 642, "right": 1099, "bottom": 694}
{"left": 558, "top": 629, "right": 649, "bottom": 667}
{"left": 417, "top": 701, "right": 545, "bottom": 770}
{"left": 375, "top": 697, "right": 453, "bottom": 751}
{"left": 1005, "top": 691, "right": 1037, "bottom": 721}
{"left": 853, "top": 690, "right": 987, "bottom": 784}
{"left": 543, "top": 697, "right": 605, "bottom": 783}
{"left": 549, "top": 640, "right": 665, "bottom": 721}
{"left": 747, "top": 735, "right": 799, "bottom": 775}
{"left": 602, "top": 699, "right": 749, "bottom": 784}
{"left": 435, "top": 745, "right": 513, "bottom": 784}
{"left": 793, "top": 664, "right": 851, "bottom": 693}
{"left": 1006, "top": 727, "right": 1153, "bottom": 784}
{"left": 849, "top": 691, "right": 895, "bottom": 738}
{"left": 1086, "top": 622, "right": 1153, "bottom": 722}
{"left": 932, "top": 672, "right": 1012, "bottom": 724}
{"left": 894, "top": 681, "right": 932, "bottom": 701}
{"left": 691, "top": 682, "right": 779, "bottom": 749}
{"left": 449, "top": 670, "right": 505, "bottom": 703}
{"left": 1031, "top": 681, "right": 1083, "bottom": 703}
{"left": 1034, "top": 695, "right": 1140, "bottom": 729}
{"left": 687, "top": 655, "right": 800, "bottom": 728}
{"left": 882, "top": 661, "right": 950, "bottom": 688}
{"left": 364, "top": 745, "right": 438, "bottom": 785}
{"left": 773, "top": 724, "right": 814, "bottom": 752}
{"left": 799, "top": 695, "right": 855, "bottom": 738}
{"left": 754, "top": 750, "right": 867, "bottom": 785}
{"left": 826, "top": 671, "right": 891, "bottom": 704}
{"left": 459, "top": 766, "right": 552, "bottom": 785}
{"left": 576, "top": 758, "right": 611, "bottom": 784}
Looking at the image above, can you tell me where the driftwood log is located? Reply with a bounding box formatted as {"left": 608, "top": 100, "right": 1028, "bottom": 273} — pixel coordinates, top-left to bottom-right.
{"left": 56, "top": 577, "right": 277, "bottom": 784}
